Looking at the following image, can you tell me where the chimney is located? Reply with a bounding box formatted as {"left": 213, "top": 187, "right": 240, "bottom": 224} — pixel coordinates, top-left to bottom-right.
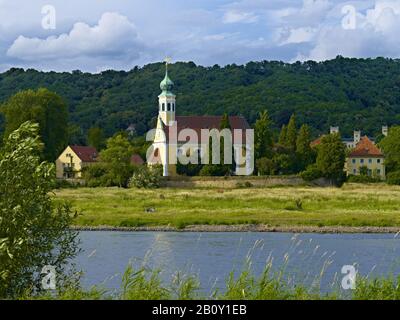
{"left": 382, "top": 126, "right": 388, "bottom": 137}
{"left": 354, "top": 130, "right": 361, "bottom": 144}
{"left": 330, "top": 126, "right": 339, "bottom": 134}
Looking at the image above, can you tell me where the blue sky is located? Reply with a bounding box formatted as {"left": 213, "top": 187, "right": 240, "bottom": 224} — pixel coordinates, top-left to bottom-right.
{"left": 0, "top": 0, "right": 399, "bottom": 72}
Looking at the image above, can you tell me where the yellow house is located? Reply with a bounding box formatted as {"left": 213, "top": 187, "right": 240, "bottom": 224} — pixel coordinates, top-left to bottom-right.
{"left": 56, "top": 146, "right": 98, "bottom": 179}
{"left": 346, "top": 136, "right": 385, "bottom": 179}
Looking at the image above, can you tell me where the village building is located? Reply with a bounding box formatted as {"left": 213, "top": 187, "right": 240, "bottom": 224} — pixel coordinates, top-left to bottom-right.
{"left": 148, "top": 62, "right": 252, "bottom": 177}
{"left": 56, "top": 145, "right": 98, "bottom": 179}
{"left": 311, "top": 126, "right": 387, "bottom": 179}
{"left": 345, "top": 136, "right": 385, "bottom": 179}
{"left": 56, "top": 145, "right": 144, "bottom": 179}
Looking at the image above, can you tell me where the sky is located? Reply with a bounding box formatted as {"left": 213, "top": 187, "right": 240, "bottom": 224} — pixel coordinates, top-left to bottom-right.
{"left": 0, "top": 0, "right": 399, "bottom": 72}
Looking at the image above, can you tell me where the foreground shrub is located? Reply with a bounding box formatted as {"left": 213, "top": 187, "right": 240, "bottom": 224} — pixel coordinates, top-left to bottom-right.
{"left": 0, "top": 122, "right": 79, "bottom": 299}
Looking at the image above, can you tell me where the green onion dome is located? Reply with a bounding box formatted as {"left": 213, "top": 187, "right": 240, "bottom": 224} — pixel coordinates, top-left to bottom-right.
{"left": 160, "top": 71, "right": 174, "bottom": 93}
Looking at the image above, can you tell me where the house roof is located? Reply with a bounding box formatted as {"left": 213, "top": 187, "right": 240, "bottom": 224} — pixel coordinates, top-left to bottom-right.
{"left": 131, "top": 154, "right": 145, "bottom": 165}
{"left": 164, "top": 115, "right": 251, "bottom": 144}
{"left": 349, "top": 136, "right": 383, "bottom": 157}
{"left": 70, "top": 146, "right": 98, "bottom": 162}
{"left": 310, "top": 136, "right": 323, "bottom": 148}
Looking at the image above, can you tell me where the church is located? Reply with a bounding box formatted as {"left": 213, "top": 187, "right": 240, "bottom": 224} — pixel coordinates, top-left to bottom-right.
{"left": 148, "top": 61, "right": 253, "bottom": 177}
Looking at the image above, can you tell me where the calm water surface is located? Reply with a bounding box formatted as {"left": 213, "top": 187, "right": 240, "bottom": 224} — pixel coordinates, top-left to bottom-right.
{"left": 75, "top": 232, "right": 400, "bottom": 294}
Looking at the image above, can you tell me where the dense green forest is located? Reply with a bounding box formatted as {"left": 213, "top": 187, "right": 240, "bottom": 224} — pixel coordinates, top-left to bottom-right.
{"left": 1, "top": 56, "right": 399, "bottom": 143}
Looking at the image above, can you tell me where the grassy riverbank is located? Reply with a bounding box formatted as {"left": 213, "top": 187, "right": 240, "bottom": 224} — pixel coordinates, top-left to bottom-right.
{"left": 54, "top": 183, "right": 400, "bottom": 230}
{"left": 31, "top": 265, "right": 400, "bottom": 300}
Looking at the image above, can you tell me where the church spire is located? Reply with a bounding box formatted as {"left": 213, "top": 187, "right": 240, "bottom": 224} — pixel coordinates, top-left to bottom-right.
{"left": 158, "top": 57, "right": 176, "bottom": 125}
{"left": 160, "top": 57, "right": 174, "bottom": 94}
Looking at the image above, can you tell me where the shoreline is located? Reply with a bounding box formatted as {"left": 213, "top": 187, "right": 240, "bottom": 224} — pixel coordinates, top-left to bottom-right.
{"left": 71, "top": 224, "right": 400, "bottom": 234}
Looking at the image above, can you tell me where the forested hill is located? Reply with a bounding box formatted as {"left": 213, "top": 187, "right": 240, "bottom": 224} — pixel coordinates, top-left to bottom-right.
{"left": 1, "top": 56, "right": 400, "bottom": 143}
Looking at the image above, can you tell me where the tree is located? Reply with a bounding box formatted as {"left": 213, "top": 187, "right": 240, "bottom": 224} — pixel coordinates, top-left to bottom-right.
{"left": 296, "top": 124, "right": 314, "bottom": 171}
{"left": 100, "top": 133, "right": 134, "bottom": 187}
{"left": 0, "top": 122, "right": 79, "bottom": 298}
{"left": 1, "top": 88, "right": 69, "bottom": 161}
{"left": 278, "top": 125, "right": 287, "bottom": 146}
{"left": 285, "top": 114, "right": 297, "bottom": 149}
{"left": 87, "top": 127, "right": 106, "bottom": 151}
{"left": 379, "top": 126, "right": 400, "bottom": 173}
{"left": 254, "top": 110, "right": 273, "bottom": 160}
{"left": 316, "top": 133, "right": 346, "bottom": 186}
{"left": 220, "top": 113, "right": 230, "bottom": 129}
{"left": 200, "top": 114, "right": 233, "bottom": 176}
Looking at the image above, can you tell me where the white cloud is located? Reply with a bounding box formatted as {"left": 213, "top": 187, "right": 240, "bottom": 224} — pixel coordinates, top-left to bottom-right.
{"left": 222, "top": 10, "right": 259, "bottom": 23}
{"left": 301, "top": 0, "right": 400, "bottom": 61}
{"left": 280, "top": 27, "right": 317, "bottom": 45}
{"left": 7, "top": 12, "right": 143, "bottom": 61}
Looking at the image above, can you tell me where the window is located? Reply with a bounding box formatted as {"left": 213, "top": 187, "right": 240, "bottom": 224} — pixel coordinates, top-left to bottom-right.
{"left": 353, "top": 169, "right": 357, "bottom": 174}
{"left": 172, "top": 103, "right": 175, "bottom": 112}
{"left": 162, "top": 103, "right": 165, "bottom": 111}
{"left": 377, "top": 159, "right": 381, "bottom": 164}
{"left": 352, "top": 159, "right": 356, "bottom": 164}
{"left": 360, "top": 159, "right": 364, "bottom": 164}
{"left": 377, "top": 169, "right": 381, "bottom": 175}
{"left": 167, "top": 103, "right": 171, "bottom": 111}
{"left": 368, "top": 159, "right": 372, "bottom": 164}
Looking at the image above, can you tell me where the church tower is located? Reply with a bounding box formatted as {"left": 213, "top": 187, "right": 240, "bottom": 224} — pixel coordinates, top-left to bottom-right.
{"left": 150, "top": 59, "right": 178, "bottom": 177}
{"left": 158, "top": 59, "right": 176, "bottom": 126}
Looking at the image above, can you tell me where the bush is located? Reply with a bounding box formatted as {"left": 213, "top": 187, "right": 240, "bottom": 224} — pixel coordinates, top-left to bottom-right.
{"left": 256, "top": 157, "right": 274, "bottom": 175}
{"left": 0, "top": 122, "right": 79, "bottom": 298}
{"left": 347, "top": 175, "right": 381, "bottom": 183}
{"left": 199, "top": 164, "right": 232, "bottom": 177}
{"left": 387, "top": 171, "right": 400, "bottom": 185}
{"left": 129, "top": 165, "right": 162, "bottom": 189}
{"left": 82, "top": 163, "right": 136, "bottom": 188}
{"left": 300, "top": 165, "right": 322, "bottom": 181}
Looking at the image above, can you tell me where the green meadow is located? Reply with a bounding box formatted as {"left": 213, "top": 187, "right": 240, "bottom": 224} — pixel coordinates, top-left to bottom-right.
{"left": 54, "top": 183, "right": 400, "bottom": 229}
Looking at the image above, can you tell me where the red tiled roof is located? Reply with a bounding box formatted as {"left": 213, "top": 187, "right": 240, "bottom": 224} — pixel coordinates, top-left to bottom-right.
{"left": 131, "top": 154, "right": 145, "bottom": 165}
{"left": 165, "top": 116, "right": 251, "bottom": 144}
{"left": 349, "top": 136, "right": 383, "bottom": 157}
{"left": 70, "top": 146, "right": 98, "bottom": 162}
{"left": 310, "top": 136, "right": 323, "bottom": 148}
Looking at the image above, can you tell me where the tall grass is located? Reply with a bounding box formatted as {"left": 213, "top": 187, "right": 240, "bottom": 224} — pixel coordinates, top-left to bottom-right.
{"left": 26, "top": 264, "right": 400, "bottom": 300}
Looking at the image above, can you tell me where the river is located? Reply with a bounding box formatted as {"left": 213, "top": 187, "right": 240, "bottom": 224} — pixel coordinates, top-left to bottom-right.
{"left": 75, "top": 231, "right": 400, "bottom": 295}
